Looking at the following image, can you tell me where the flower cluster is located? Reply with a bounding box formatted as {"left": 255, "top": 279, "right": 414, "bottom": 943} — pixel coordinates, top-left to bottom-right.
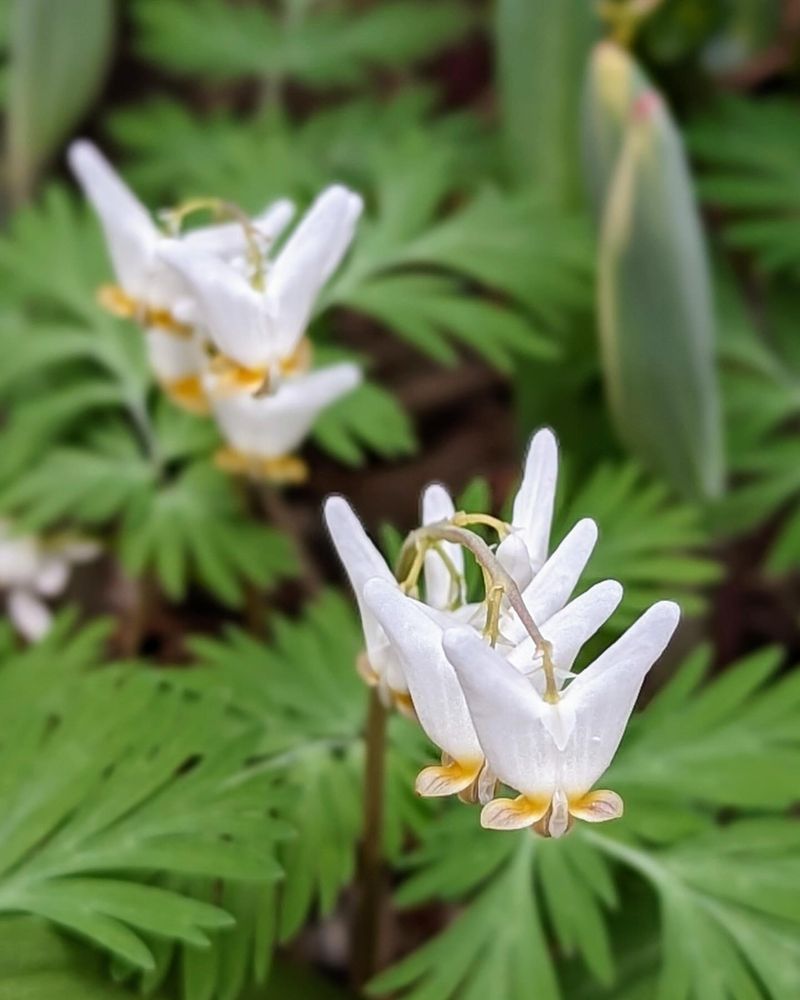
{"left": 68, "top": 141, "right": 363, "bottom": 483}
{"left": 325, "top": 429, "right": 680, "bottom": 836}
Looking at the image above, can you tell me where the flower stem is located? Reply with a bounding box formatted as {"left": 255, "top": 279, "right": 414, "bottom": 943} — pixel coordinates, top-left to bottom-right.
{"left": 352, "top": 686, "right": 388, "bottom": 989}
{"left": 397, "top": 521, "right": 559, "bottom": 701}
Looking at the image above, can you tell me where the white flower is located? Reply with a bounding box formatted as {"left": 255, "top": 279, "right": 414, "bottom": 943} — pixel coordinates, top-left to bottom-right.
{"left": 67, "top": 139, "right": 294, "bottom": 409}
{"left": 496, "top": 426, "right": 558, "bottom": 583}
{"left": 158, "top": 184, "right": 363, "bottom": 391}
{"left": 325, "top": 426, "right": 605, "bottom": 695}
{"left": 442, "top": 600, "right": 680, "bottom": 836}
{"left": 363, "top": 576, "right": 622, "bottom": 800}
{"left": 209, "top": 363, "right": 361, "bottom": 483}
{"left": 0, "top": 521, "right": 99, "bottom": 642}
{"left": 323, "top": 481, "right": 467, "bottom": 709}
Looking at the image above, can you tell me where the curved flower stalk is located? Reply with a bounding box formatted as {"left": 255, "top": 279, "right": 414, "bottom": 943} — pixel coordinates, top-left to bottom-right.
{"left": 158, "top": 184, "right": 363, "bottom": 395}
{"left": 443, "top": 600, "right": 680, "bottom": 836}
{"left": 68, "top": 139, "right": 295, "bottom": 412}
{"left": 0, "top": 521, "right": 99, "bottom": 641}
{"left": 209, "top": 363, "right": 361, "bottom": 484}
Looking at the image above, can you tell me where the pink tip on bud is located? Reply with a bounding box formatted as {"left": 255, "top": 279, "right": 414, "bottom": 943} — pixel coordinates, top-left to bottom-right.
{"left": 632, "top": 90, "right": 661, "bottom": 122}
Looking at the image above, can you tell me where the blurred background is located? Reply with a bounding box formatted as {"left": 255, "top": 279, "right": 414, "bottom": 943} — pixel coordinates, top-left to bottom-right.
{"left": 0, "top": 1, "right": 799, "bottom": 998}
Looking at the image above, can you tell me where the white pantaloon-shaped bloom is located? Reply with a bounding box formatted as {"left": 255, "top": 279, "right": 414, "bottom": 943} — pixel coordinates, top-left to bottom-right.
{"left": 68, "top": 140, "right": 294, "bottom": 409}
{"left": 363, "top": 577, "right": 622, "bottom": 800}
{"left": 324, "top": 428, "right": 609, "bottom": 712}
{"left": 210, "top": 363, "right": 360, "bottom": 483}
{"left": 158, "top": 184, "right": 363, "bottom": 390}
{"left": 323, "top": 495, "right": 409, "bottom": 704}
{"left": 443, "top": 600, "right": 680, "bottom": 836}
{"left": 0, "top": 522, "right": 99, "bottom": 642}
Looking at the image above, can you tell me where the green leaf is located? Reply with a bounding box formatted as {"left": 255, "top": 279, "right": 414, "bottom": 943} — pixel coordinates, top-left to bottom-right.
{"left": 314, "top": 377, "right": 417, "bottom": 467}
{"left": 187, "top": 591, "right": 431, "bottom": 943}
{"left": 5, "top": 0, "right": 115, "bottom": 201}
{"left": 556, "top": 461, "right": 718, "bottom": 626}
{"left": 592, "top": 57, "right": 724, "bottom": 500}
{"left": 0, "top": 917, "right": 171, "bottom": 999}
{"left": 0, "top": 628, "right": 285, "bottom": 973}
{"left": 689, "top": 97, "right": 800, "bottom": 275}
{"left": 132, "top": 0, "right": 476, "bottom": 88}
{"left": 377, "top": 643, "right": 800, "bottom": 1000}
{"left": 496, "top": 0, "right": 597, "bottom": 204}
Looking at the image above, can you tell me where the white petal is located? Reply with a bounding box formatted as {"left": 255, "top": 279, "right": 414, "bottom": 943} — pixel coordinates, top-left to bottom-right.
{"left": 421, "top": 483, "right": 464, "bottom": 610}
{"left": 182, "top": 198, "right": 296, "bottom": 256}
{"left": 145, "top": 328, "right": 205, "bottom": 381}
{"left": 559, "top": 601, "right": 680, "bottom": 794}
{"left": 495, "top": 532, "right": 533, "bottom": 591}
{"left": 8, "top": 589, "right": 53, "bottom": 642}
{"left": 510, "top": 428, "right": 558, "bottom": 573}
{"left": 209, "top": 363, "right": 360, "bottom": 458}
{"left": 505, "top": 519, "right": 599, "bottom": 643}
{"left": 34, "top": 557, "right": 69, "bottom": 597}
{"left": 364, "top": 580, "right": 482, "bottom": 764}
{"left": 159, "top": 241, "right": 273, "bottom": 369}
{"left": 323, "top": 497, "right": 404, "bottom": 692}
{"left": 0, "top": 532, "right": 42, "bottom": 587}
{"left": 443, "top": 626, "right": 557, "bottom": 801}
{"left": 269, "top": 185, "right": 363, "bottom": 357}
{"left": 506, "top": 579, "right": 623, "bottom": 680}
{"left": 68, "top": 140, "right": 158, "bottom": 299}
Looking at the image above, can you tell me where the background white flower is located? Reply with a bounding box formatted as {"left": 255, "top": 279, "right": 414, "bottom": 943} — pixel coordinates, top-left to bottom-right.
{"left": 0, "top": 521, "right": 99, "bottom": 642}
{"left": 158, "top": 184, "right": 364, "bottom": 389}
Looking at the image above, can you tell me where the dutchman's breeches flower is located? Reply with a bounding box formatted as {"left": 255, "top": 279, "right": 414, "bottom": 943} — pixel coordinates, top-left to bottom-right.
{"left": 443, "top": 600, "right": 680, "bottom": 836}
{"left": 158, "top": 183, "right": 364, "bottom": 396}
{"left": 209, "top": 363, "right": 361, "bottom": 484}
{"left": 68, "top": 139, "right": 295, "bottom": 412}
{"left": 0, "top": 521, "right": 99, "bottom": 642}
{"left": 325, "top": 426, "right": 677, "bottom": 824}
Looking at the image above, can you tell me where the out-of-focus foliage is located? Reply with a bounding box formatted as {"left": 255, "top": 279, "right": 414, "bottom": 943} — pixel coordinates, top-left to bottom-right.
{"left": 371, "top": 644, "right": 800, "bottom": 1000}
{"left": 717, "top": 274, "right": 800, "bottom": 571}
{"left": 690, "top": 97, "right": 800, "bottom": 276}
{"left": 496, "top": 0, "right": 596, "bottom": 203}
{"left": 555, "top": 461, "right": 719, "bottom": 626}
{"left": 5, "top": 0, "right": 114, "bottom": 202}
{"left": 132, "top": 0, "right": 477, "bottom": 88}
{"left": 584, "top": 43, "right": 724, "bottom": 502}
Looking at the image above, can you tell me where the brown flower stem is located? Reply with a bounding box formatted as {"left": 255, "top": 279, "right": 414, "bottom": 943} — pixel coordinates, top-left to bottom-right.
{"left": 351, "top": 686, "right": 388, "bottom": 990}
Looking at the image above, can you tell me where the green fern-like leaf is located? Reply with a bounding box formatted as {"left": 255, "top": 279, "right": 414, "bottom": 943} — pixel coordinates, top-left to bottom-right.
{"left": 187, "top": 591, "right": 431, "bottom": 948}
{"left": 373, "top": 643, "right": 800, "bottom": 1000}
{"left": 689, "top": 97, "right": 800, "bottom": 275}
{"left": 555, "top": 461, "right": 719, "bottom": 626}
{"left": 132, "top": 0, "right": 477, "bottom": 87}
{"left": 0, "top": 622, "right": 286, "bottom": 974}
{"left": 0, "top": 413, "right": 297, "bottom": 607}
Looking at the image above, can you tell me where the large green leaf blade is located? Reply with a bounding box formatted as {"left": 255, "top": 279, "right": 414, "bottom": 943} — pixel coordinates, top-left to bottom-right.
{"left": 496, "top": 0, "right": 597, "bottom": 203}
{"left": 591, "top": 55, "right": 724, "bottom": 500}
{"left": 6, "top": 0, "right": 115, "bottom": 202}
